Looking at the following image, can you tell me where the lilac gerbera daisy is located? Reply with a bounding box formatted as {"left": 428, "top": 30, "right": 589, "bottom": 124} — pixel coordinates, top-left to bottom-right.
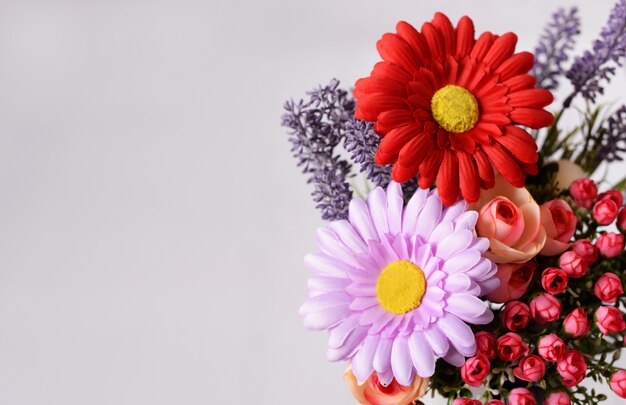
{"left": 299, "top": 183, "right": 499, "bottom": 386}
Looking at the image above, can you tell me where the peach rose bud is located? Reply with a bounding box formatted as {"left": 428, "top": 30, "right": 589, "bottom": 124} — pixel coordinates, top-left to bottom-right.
{"left": 345, "top": 367, "right": 428, "bottom": 405}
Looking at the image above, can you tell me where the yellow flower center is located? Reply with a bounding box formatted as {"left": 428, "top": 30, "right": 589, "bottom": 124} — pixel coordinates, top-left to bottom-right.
{"left": 376, "top": 260, "right": 427, "bottom": 315}
{"left": 430, "top": 85, "right": 480, "bottom": 133}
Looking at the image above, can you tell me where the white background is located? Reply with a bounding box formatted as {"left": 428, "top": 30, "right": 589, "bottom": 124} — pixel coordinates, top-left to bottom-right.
{"left": 0, "top": 0, "right": 625, "bottom": 404}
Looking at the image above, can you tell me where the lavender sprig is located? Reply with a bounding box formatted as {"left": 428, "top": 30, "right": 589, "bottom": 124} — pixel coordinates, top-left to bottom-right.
{"left": 596, "top": 105, "right": 626, "bottom": 164}
{"left": 344, "top": 119, "right": 392, "bottom": 187}
{"left": 281, "top": 79, "right": 355, "bottom": 220}
{"left": 566, "top": 0, "right": 626, "bottom": 105}
{"left": 532, "top": 7, "right": 580, "bottom": 91}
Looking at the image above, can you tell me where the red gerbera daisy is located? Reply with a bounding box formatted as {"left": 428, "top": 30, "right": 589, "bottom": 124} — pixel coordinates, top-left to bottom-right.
{"left": 354, "top": 13, "right": 554, "bottom": 206}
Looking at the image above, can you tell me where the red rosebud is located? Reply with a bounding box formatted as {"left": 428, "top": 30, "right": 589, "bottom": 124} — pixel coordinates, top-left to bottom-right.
{"left": 508, "top": 388, "right": 536, "bottom": 405}
{"left": 594, "top": 272, "right": 624, "bottom": 303}
{"left": 618, "top": 208, "right": 626, "bottom": 233}
{"left": 610, "top": 370, "right": 626, "bottom": 399}
{"left": 538, "top": 334, "right": 566, "bottom": 362}
{"left": 593, "top": 196, "right": 620, "bottom": 225}
{"left": 598, "top": 190, "right": 624, "bottom": 207}
{"left": 540, "top": 199, "right": 577, "bottom": 256}
{"left": 452, "top": 400, "right": 482, "bottom": 405}
{"left": 475, "top": 331, "right": 496, "bottom": 360}
{"left": 571, "top": 239, "right": 598, "bottom": 264}
{"left": 487, "top": 262, "right": 536, "bottom": 303}
{"left": 541, "top": 267, "right": 569, "bottom": 295}
{"left": 496, "top": 332, "right": 529, "bottom": 362}
{"left": 545, "top": 391, "right": 571, "bottom": 405}
{"left": 501, "top": 301, "right": 531, "bottom": 331}
{"left": 556, "top": 350, "right": 587, "bottom": 387}
{"left": 530, "top": 293, "right": 562, "bottom": 324}
{"left": 595, "top": 306, "right": 626, "bottom": 335}
{"left": 513, "top": 355, "right": 546, "bottom": 382}
{"left": 596, "top": 232, "right": 625, "bottom": 258}
{"left": 559, "top": 251, "right": 588, "bottom": 278}
{"left": 569, "top": 178, "right": 597, "bottom": 208}
{"left": 461, "top": 353, "right": 490, "bottom": 387}
{"left": 563, "top": 308, "right": 589, "bottom": 337}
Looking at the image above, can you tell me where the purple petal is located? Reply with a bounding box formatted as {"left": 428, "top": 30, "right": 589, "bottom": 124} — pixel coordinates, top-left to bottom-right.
{"left": 415, "top": 194, "right": 442, "bottom": 239}
{"left": 441, "top": 199, "right": 468, "bottom": 223}
{"left": 359, "top": 306, "right": 386, "bottom": 326}
{"left": 327, "top": 326, "right": 368, "bottom": 361}
{"left": 424, "top": 325, "right": 450, "bottom": 357}
{"left": 443, "top": 345, "right": 466, "bottom": 367}
{"left": 369, "top": 312, "right": 395, "bottom": 335}
{"left": 373, "top": 337, "right": 393, "bottom": 373}
{"left": 408, "top": 331, "right": 436, "bottom": 377}
{"left": 419, "top": 296, "right": 444, "bottom": 318}
{"left": 345, "top": 283, "right": 376, "bottom": 297}
{"left": 453, "top": 211, "right": 478, "bottom": 231}
{"left": 444, "top": 274, "right": 472, "bottom": 293}
{"left": 435, "top": 229, "right": 473, "bottom": 259}
{"left": 391, "top": 336, "right": 414, "bottom": 386}
{"left": 386, "top": 182, "right": 404, "bottom": 235}
{"left": 441, "top": 250, "right": 481, "bottom": 274}
{"left": 381, "top": 315, "right": 403, "bottom": 338}
{"left": 328, "top": 220, "right": 368, "bottom": 254}
{"left": 349, "top": 198, "right": 379, "bottom": 242}
{"left": 367, "top": 187, "right": 389, "bottom": 241}
{"left": 438, "top": 313, "right": 476, "bottom": 356}
{"left": 316, "top": 228, "right": 360, "bottom": 267}
{"left": 308, "top": 276, "right": 350, "bottom": 294}
{"left": 428, "top": 221, "right": 454, "bottom": 244}
{"left": 304, "top": 253, "right": 352, "bottom": 278}
{"left": 351, "top": 334, "right": 379, "bottom": 382}
{"left": 446, "top": 293, "right": 492, "bottom": 324}
{"left": 349, "top": 297, "right": 379, "bottom": 311}
{"left": 377, "top": 368, "right": 394, "bottom": 386}
{"left": 328, "top": 314, "right": 359, "bottom": 348}
{"left": 300, "top": 292, "right": 351, "bottom": 315}
{"left": 302, "top": 306, "right": 352, "bottom": 330}
{"left": 402, "top": 189, "right": 428, "bottom": 237}
{"left": 479, "top": 277, "right": 500, "bottom": 295}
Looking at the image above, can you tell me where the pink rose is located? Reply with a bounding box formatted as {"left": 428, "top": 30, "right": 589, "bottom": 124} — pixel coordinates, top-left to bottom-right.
{"left": 508, "top": 388, "right": 536, "bottom": 405}
{"left": 472, "top": 176, "right": 546, "bottom": 263}
{"left": 475, "top": 331, "right": 496, "bottom": 360}
{"left": 502, "top": 301, "right": 531, "bottom": 331}
{"left": 513, "top": 355, "right": 546, "bottom": 382}
{"left": 595, "top": 306, "right": 626, "bottom": 335}
{"left": 530, "top": 293, "right": 562, "bottom": 324}
{"left": 569, "top": 178, "right": 597, "bottom": 208}
{"left": 541, "top": 267, "right": 568, "bottom": 295}
{"left": 594, "top": 273, "right": 624, "bottom": 303}
{"left": 563, "top": 308, "right": 589, "bottom": 337}
{"left": 538, "top": 334, "right": 566, "bottom": 362}
{"left": 485, "top": 401, "right": 505, "bottom": 405}
{"left": 496, "top": 332, "right": 529, "bottom": 361}
{"left": 618, "top": 208, "right": 626, "bottom": 232}
{"left": 557, "top": 350, "right": 587, "bottom": 387}
{"left": 345, "top": 368, "right": 428, "bottom": 405}
{"left": 540, "top": 199, "right": 577, "bottom": 256}
{"left": 571, "top": 239, "right": 598, "bottom": 264}
{"left": 461, "top": 353, "right": 490, "bottom": 387}
{"left": 452, "top": 400, "right": 482, "bottom": 405}
{"left": 610, "top": 370, "right": 626, "bottom": 399}
{"left": 487, "top": 262, "right": 536, "bottom": 303}
{"left": 598, "top": 190, "right": 624, "bottom": 207}
{"left": 559, "top": 251, "right": 588, "bottom": 278}
{"left": 545, "top": 391, "right": 571, "bottom": 405}
{"left": 596, "top": 232, "right": 624, "bottom": 258}
{"left": 593, "top": 196, "right": 620, "bottom": 225}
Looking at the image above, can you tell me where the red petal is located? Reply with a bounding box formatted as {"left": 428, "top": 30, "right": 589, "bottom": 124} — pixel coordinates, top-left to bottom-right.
{"left": 482, "top": 142, "right": 525, "bottom": 187}
{"left": 483, "top": 33, "right": 518, "bottom": 69}
{"left": 508, "top": 89, "right": 554, "bottom": 108}
{"left": 474, "top": 148, "right": 495, "bottom": 189}
{"left": 392, "top": 162, "right": 419, "bottom": 183}
{"left": 436, "top": 150, "right": 460, "bottom": 206}
{"left": 376, "top": 125, "right": 421, "bottom": 164}
{"left": 495, "top": 52, "right": 534, "bottom": 81}
{"left": 455, "top": 16, "right": 475, "bottom": 58}
{"left": 495, "top": 126, "right": 538, "bottom": 165}
{"left": 398, "top": 131, "right": 434, "bottom": 168}
{"left": 457, "top": 151, "right": 481, "bottom": 203}
{"left": 503, "top": 74, "right": 537, "bottom": 93}
{"left": 371, "top": 61, "right": 412, "bottom": 84}
{"left": 421, "top": 22, "right": 444, "bottom": 60}
{"left": 509, "top": 108, "right": 554, "bottom": 129}
{"left": 396, "top": 21, "right": 431, "bottom": 62}
{"left": 470, "top": 32, "right": 495, "bottom": 62}
{"left": 418, "top": 147, "right": 444, "bottom": 188}
{"left": 356, "top": 93, "right": 407, "bottom": 121}
{"left": 444, "top": 55, "right": 459, "bottom": 84}
{"left": 449, "top": 132, "right": 476, "bottom": 154}
{"left": 377, "top": 34, "right": 421, "bottom": 75}
{"left": 521, "top": 162, "right": 539, "bottom": 176}
{"left": 354, "top": 77, "right": 406, "bottom": 98}
{"left": 480, "top": 113, "right": 510, "bottom": 126}
{"left": 376, "top": 110, "right": 415, "bottom": 134}
{"left": 474, "top": 122, "right": 503, "bottom": 138}
{"left": 432, "top": 12, "right": 456, "bottom": 55}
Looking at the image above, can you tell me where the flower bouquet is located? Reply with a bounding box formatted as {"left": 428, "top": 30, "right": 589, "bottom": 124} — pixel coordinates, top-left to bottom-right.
{"left": 281, "top": 2, "right": 626, "bottom": 404}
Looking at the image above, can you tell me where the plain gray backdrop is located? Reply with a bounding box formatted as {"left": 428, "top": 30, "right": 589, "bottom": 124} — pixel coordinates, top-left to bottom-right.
{"left": 0, "top": 0, "right": 625, "bottom": 404}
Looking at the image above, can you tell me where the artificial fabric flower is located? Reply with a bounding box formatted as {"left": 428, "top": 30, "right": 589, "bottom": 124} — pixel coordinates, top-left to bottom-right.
{"left": 300, "top": 183, "right": 498, "bottom": 385}
{"left": 487, "top": 262, "right": 536, "bottom": 303}
{"left": 344, "top": 367, "right": 428, "bottom": 405}
{"left": 353, "top": 13, "right": 554, "bottom": 206}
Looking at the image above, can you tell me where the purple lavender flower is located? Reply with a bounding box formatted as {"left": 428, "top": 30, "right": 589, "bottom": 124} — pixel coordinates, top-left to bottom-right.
{"left": 532, "top": 7, "right": 580, "bottom": 91}
{"left": 596, "top": 105, "right": 626, "bottom": 163}
{"left": 566, "top": 0, "right": 626, "bottom": 105}
{"left": 344, "top": 119, "right": 391, "bottom": 187}
{"left": 281, "top": 79, "right": 355, "bottom": 220}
